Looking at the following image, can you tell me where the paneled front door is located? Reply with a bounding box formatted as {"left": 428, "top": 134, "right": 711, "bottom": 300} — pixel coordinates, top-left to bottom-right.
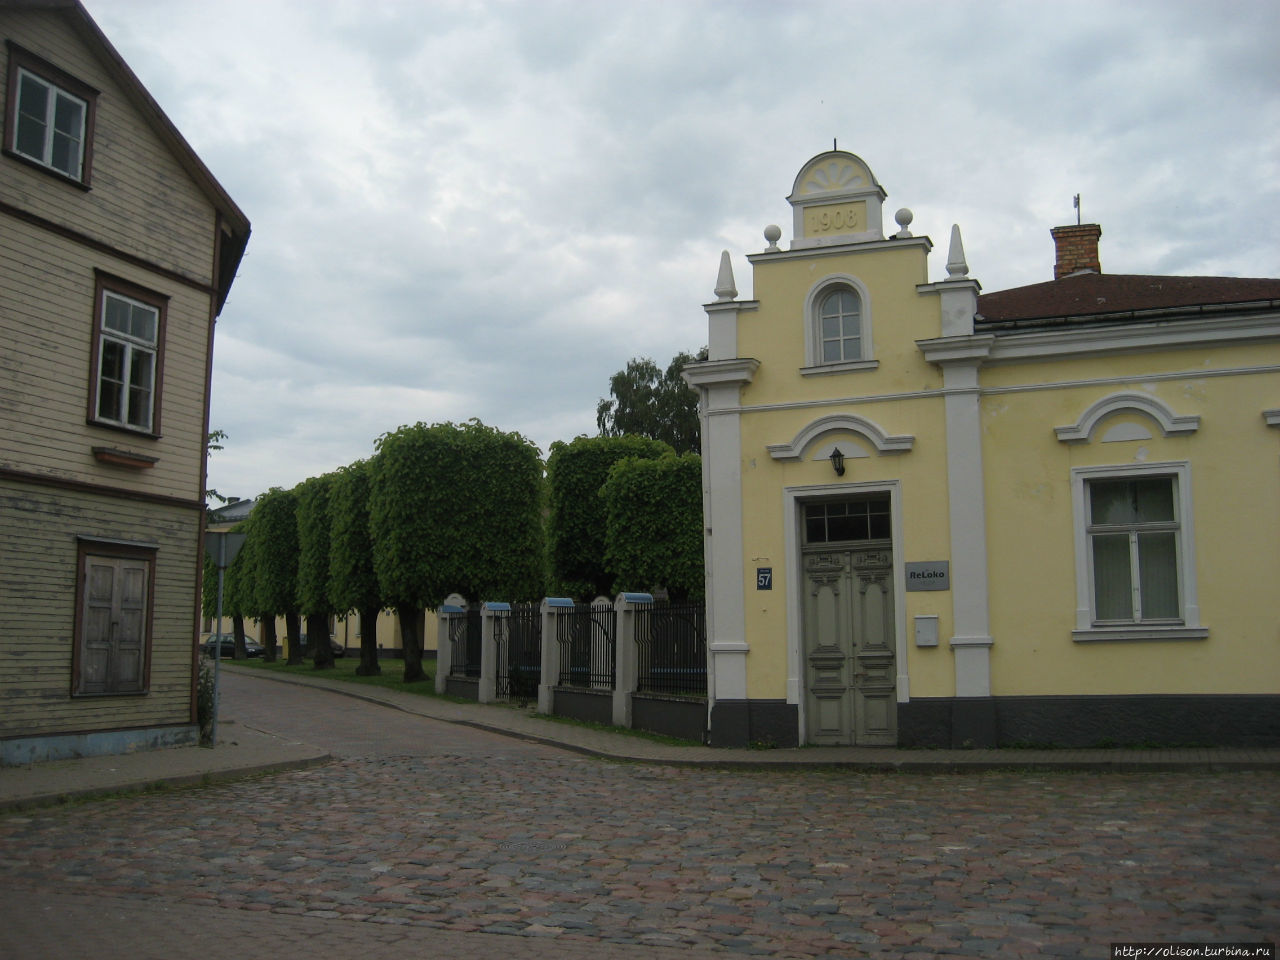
{"left": 801, "top": 497, "right": 896, "bottom": 746}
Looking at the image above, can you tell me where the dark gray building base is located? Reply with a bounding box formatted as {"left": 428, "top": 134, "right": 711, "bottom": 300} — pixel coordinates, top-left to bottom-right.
{"left": 708, "top": 700, "right": 799, "bottom": 748}
{"left": 898, "top": 694, "right": 1280, "bottom": 749}
{"left": 632, "top": 695, "right": 707, "bottom": 743}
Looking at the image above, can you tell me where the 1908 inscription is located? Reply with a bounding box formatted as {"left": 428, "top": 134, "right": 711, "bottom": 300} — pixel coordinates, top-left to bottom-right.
{"left": 805, "top": 202, "right": 863, "bottom": 235}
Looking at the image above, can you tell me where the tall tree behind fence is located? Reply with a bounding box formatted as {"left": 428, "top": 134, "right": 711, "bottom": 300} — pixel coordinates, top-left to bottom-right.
{"left": 601, "top": 452, "right": 704, "bottom": 600}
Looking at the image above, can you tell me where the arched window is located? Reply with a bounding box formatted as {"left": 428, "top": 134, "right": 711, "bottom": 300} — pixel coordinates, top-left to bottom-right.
{"left": 818, "top": 287, "right": 861, "bottom": 362}
{"left": 802, "top": 276, "right": 875, "bottom": 375}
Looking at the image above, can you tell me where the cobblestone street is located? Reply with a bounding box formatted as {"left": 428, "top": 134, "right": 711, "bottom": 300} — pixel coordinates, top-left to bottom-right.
{"left": 1, "top": 673, "right": 1275, "bottom": 958}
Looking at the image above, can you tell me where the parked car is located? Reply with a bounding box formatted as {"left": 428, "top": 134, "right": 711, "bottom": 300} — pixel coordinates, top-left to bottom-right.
{"left": 202, "top": 634, "right": 264, "bottom": 659}
{"left": 298, "top": 634, "right": 346, "bottom": 658}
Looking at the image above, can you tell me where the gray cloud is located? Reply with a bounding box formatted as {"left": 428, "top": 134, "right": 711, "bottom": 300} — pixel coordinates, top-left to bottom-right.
{"left": 90, "top": 0, "right": 1280, "bottom": 500}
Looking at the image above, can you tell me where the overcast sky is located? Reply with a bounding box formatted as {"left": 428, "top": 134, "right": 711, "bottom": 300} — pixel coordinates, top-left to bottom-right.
{"left": 89, "top": 0, "right": 1280, "bottom": 503}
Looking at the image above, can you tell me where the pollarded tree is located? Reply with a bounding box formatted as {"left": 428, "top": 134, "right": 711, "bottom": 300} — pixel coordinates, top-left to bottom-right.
{"left": 546, "top": 435, "right": 672, "bottom": 599}
{"left": 295, "top": 474, "right": 337, "bottom": 670}
{"left": 595, "top": 348, "right": 707, "bottom": 455}
{"left": 370, "top": 419, "right": 545, "bottom": 682}
{"left": 252, "top": 487, "right": 304, "bottom": 664}
{"left": 601, "top": 451, "right": 705, "bottom": 600}
{"left": 328, "top": 460, "right": 382, "bottom": 676}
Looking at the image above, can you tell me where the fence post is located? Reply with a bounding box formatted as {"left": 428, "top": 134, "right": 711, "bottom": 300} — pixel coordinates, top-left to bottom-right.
{"left": 612, "top": 592, "right": 653, "bottom": 728}
{"left": 479, "top": 602, "right": 509, "bottom": 704}
{"left": 435, "top": 594, "right": 467, "bottom": 695}
{"left": 538, "top": 597, "right": 573, "bottom": 714}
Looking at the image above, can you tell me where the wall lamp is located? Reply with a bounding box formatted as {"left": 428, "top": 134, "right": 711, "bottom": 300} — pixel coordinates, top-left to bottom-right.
{"left": 829, "top": 447, "right": 846, "bottom": 476}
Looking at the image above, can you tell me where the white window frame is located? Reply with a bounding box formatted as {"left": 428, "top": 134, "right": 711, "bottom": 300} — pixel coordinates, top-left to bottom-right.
{"left": 13, "top": 66, "right": 87, "bottom": 179}
{"left": 800, "top": 274, "right": 878, "bottom": 376}
{"left": 90, "top": 274, "right": 166, "bottom": 436}
{"left": 1070, "top": 461, "right": 1206, "bottom": 642}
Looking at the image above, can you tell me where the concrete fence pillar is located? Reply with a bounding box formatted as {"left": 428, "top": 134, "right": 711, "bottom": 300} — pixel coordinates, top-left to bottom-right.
{"left": 612, "top": 592, "right": 653, "bottom": 728}
{"left": 479, "top": 601, "right": 509, "bottom": 704}
{"left": 538, "top": 597, "right": 574, "bottom": 714}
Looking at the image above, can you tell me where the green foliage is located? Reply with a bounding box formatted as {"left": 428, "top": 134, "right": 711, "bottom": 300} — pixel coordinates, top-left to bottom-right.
{"left": 546, "top": 435, "right": 671, "bottom": 598}
{"left": 595, "top": 348, "right": 706, "bottom": 454}
{"left": 370, "top": 419, "right": 545, "bottom": 608}
{"left": 601, "top": 452, "right": 704, "bottom": 599}
{"left": 294, "top": 473, "right": 336, "bottom": 616}
{"left": 196, "top": 656, "right": 214, "bottom": 745}
{"left": 328, "top": 460, "right": 381, "bottom": 616}
{"left": 222, "top": 521, "right": 257, "bottom": 619}
{"left": 249, "top": 487, "right": 300, "bottom": 617}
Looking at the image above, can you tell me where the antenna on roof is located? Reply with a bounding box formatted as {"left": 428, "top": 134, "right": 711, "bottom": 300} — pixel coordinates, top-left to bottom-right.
{"left": 1073, "top": 194, "right": 1081, "bottom": 225}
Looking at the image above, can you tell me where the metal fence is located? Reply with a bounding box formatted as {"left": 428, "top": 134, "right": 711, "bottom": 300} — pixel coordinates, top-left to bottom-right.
{"left": 635, "top": 601, "right": 707, "bottom": 697}
{"left": 556, "top": 602, "right": 615, "bottom": 688}
{"left": 448, "top": 607, "right": 482, "bottom": 678}
{"left": 496, "top": 603, "right": 542, "bottom": 701}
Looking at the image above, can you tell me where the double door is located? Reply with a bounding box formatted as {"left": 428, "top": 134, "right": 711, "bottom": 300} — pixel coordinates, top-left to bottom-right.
{"left": 802, "top": 544, "right": 896, "bottom": 745}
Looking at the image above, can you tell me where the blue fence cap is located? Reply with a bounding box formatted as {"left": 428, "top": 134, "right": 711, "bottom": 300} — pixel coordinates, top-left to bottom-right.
{"left": 439, "top": 604, "right": 465, "bottom": 613}
{"left": 544, "top": 597, "right": 575, "bottom": 608}
{"left": 482, "top": 601, "right": 511, "bottom": 611}
{"left": 621, "top": 592, "right": 654, "bottom": 604}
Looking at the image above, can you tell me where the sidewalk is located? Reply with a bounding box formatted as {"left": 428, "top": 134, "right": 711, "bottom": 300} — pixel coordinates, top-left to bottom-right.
{"left": 4, "top": 664, "right": 1278, "bottom": 813}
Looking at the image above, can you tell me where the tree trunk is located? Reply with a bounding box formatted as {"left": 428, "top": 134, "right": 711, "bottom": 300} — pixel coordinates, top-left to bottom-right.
{"left": 261, "top": 616, "right": 278, "bottom": 662}
{"left": 232, "top": 615, "right": 248, "bottom": 660}
{"left": 356, "top": 606, "right": 381, "bottom": 676}
{"left": 285, "top": 611, "right": 304, "bottom": 665}
{"left": 397, "top": 603, "right": 426, "bottom": 682}
{"left": 308, "top": 612, "right": 335, "bottom": 669}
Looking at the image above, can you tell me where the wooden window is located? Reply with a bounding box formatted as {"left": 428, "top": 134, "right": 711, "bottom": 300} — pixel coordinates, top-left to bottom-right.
{"left": 88, "top": 273, "right": 167, "bottom": 435}
{"left": 1086, "top": 476, "right": 1181, "bottom": 623}
{"left": 72, "top": 540, "right": 156, "bottom": 696}
{"left": 4, "top": 43, "right": 98, "bottom": 186}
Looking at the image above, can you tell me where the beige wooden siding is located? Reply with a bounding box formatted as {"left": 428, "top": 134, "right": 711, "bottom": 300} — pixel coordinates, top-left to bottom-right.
{"left": 0, "top": 216, "right": 211, "bottom": 499}
{"left": 0, "top": 11, "right": 218, "bottom": 284}
{"left": 0, "top": 478, "right": 199, "bottom": 738}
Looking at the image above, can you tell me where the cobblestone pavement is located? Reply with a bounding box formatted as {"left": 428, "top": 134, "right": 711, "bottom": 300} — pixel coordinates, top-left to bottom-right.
{"left": 1, "top": 674, "right": 1276, "bottom": 959}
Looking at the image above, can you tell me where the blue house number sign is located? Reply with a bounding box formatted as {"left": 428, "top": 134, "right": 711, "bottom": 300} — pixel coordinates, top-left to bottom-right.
{"left": 756, "top": 567, "right": 773, "bottom": 590}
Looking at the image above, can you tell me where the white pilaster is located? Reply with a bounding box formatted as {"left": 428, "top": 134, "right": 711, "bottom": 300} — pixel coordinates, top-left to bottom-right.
{"left": 682, "top": 358, "right": 759, "bottom": 705}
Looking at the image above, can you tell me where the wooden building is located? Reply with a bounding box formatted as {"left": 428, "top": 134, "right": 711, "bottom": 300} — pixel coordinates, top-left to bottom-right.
{"left": 0, "top": 0, "right": 250, "bottom": 763}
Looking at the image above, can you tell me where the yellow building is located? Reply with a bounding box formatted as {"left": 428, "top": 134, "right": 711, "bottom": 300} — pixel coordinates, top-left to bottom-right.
{"left": 686, "top": 150, "right": 1280, "bottom": 748}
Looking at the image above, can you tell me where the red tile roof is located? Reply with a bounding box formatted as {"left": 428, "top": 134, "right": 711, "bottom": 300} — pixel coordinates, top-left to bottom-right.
{"left": 977, "top": 273, "right": 1280, "bottom": 327}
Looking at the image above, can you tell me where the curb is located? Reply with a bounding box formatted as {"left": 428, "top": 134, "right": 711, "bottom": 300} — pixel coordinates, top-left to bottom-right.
{"left": 226, "top": 667, "right": 1280, "bottom": 774}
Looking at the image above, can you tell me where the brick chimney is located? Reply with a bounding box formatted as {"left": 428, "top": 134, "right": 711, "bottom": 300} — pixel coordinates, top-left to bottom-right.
{"left": 1050, "top": 223, "right": 1102, "bottom": 279}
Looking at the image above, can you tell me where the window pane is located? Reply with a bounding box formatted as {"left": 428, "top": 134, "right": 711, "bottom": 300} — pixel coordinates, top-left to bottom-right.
{"left": 842, "top": 334, "right": 861, "bottom": 360}
{"left": 104, "top": 295, "right": 130, "bottom": 333}
{"left": 15, "top": 75, "right": 49, "bottom": 159}
{"left": 126, "top": 351, "right": 154, "bottom": 429}
{"left": 1089, "top": 480, "right": 1134, "bottom": 525}
{"left": 1133, "top": 479, "right": 1174, "bottom": 523}
{"left": 51, "top": 94, "right": 83, "bottom": 177}
{"left": 129, "top": 303, "right": 157, "bottom": 343}
{"left": 822, "top": 315, "right": 841, "bottom": 340}
{"left": 805, "top": 515, "right": 826, "bottom": 543}
{"left": 1092, "top": 533, "right": 1132, "bottom": 620}
{"left": 53, "top": 92, "right": 83, "bottom": 136}
{"left": 827, "top": 514, "right": 857, "bottom": 541}
{"left": 98, "top": 340, "right": 125, "bottom": 421}
{"left": 822, "top": 341, "right": 842, "bottom": 362}
{"left": 1138, "top": 532, "right": 1179, "bottom": 618}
